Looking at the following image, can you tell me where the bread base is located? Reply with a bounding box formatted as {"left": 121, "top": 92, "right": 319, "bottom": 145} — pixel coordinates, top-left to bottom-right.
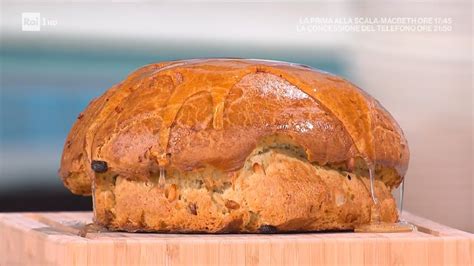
{"left": 93, "top": 146, "right": 398, "bottom": 233}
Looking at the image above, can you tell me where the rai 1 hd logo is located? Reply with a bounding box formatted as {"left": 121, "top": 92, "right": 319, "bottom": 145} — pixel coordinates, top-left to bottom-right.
{"left": 21, "top": 12, "right": 58, "bottom": 32}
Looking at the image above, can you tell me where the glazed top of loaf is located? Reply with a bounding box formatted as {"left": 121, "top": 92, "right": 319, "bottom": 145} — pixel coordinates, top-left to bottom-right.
{"left": 59, "top": 59, "right": 409, "bottom": 195}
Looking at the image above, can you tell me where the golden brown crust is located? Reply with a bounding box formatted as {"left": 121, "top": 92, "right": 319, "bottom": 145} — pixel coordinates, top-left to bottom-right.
{"left": 59, "top": 59, "right": 409, "bottom": 198}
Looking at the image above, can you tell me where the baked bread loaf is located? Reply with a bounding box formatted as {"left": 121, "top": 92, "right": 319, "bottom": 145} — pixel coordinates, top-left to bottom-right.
{"left": 59, "top": 59, "right": 409, "bottom": 233}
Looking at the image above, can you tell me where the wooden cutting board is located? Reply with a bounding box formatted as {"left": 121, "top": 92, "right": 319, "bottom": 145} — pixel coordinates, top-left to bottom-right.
{"left": 0, "top": 211, "right": 472, "bottom": 266}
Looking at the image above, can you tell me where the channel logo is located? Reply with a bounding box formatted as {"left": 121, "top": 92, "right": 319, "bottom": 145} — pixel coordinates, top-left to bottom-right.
{"left": 22, "top": 12, "right": 41, "bottom": 31}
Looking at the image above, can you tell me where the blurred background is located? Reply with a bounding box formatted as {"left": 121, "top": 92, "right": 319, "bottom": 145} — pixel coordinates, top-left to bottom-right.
{"left": 0, "top": 1, "right": 472, "bottom": 232}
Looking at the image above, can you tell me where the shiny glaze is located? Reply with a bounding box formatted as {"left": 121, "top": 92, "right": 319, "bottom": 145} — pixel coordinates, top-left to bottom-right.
{"left": 59, "top": 58, "right": 409, "bottom": 196}
{"left": 152, "top": 59, "right": 404, "bottom": 172}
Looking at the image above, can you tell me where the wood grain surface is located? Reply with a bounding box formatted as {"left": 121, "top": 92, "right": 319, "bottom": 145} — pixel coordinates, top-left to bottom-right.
{"left": 0, "top": 211, "right": 472, "bottom": 266}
